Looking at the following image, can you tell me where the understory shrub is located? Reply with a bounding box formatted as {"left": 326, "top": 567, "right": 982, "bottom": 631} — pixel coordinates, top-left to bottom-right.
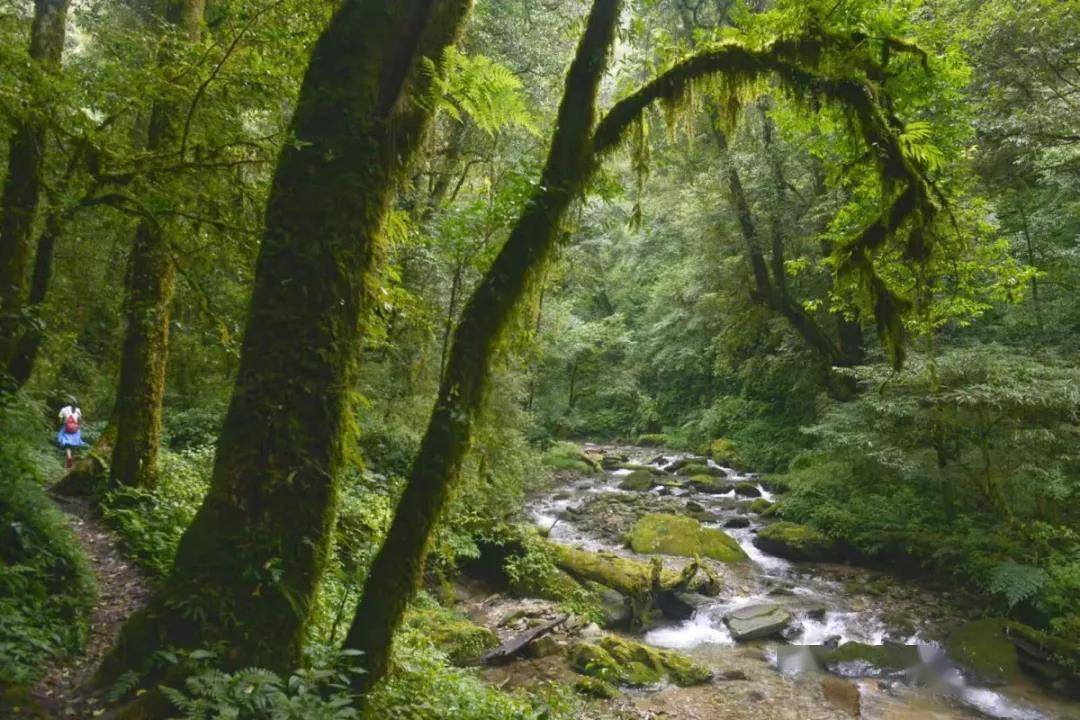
{"left": 0, "top": 401, "right": 95, "bottom": 684}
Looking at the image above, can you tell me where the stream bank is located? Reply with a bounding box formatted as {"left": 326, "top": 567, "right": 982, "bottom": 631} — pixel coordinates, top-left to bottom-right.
{"left": 455, "top": 444, "right": 1080, "bottom": 720}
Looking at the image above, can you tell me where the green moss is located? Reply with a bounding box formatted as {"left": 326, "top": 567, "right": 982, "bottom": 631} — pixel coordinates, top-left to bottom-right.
{"left": 568, "top": 636, "right": 712, "bottom": 687}
{"left": 544, "top": 539, "right": 681, "bottom": 597}
{"left": 542, "top": 442, "right": 601, "bottom": 474}
{"left": 946, "top": 618, "right": 1020, "bottom": 685}
{"left": 403, "top": 602, "right": 498, "bottom": 666}
{"left": 629, "top": 513, "right": 747, "bottom": 563}
{"left": 824, "top": 642, "right": 920, "bottom": 672}
{"left": 687, "top": 475, "right": 732, "bottom": 494}
{"left": 676, "top": 463, "right": 724, "bottom": 477}
{"left": 753, "top": 521, "right": 839, "bottom": 562}
{"left": 619, "top": 468, "right": 656, "bottom": 491}
{"left": 734, "top": 482, "right": 761, "bottom": 498}
{"left": 709, "top": 438, "right": 741, "bottom": 467}
{"left": 748, "top": 498, "right": 773, "bottom": 514}
{"left": 636, "top": 434, "right": 668, "bottom": 447}
{"left": 574, "top": 676, "right": 620, "bottom": 698}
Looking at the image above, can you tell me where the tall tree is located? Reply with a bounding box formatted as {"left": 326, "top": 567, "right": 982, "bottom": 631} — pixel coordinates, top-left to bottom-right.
{"left": 0, "top": 0, "right": 71, "bottom": 389}
{"left": 97, "top": 0, "right": 473, "bottom": 707}
{"left": 107, "top": 0, "right": 206, "bottom": 488}
{"left": 345, "top": 12, "right": 953, "bottom": 691}
{"left": 345, "top": 0, "right": 624, "bottom": 690}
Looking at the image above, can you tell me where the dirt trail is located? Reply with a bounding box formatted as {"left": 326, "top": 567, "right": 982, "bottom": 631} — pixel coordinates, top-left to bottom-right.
{"left": 29, "top": 490, "right": 151, "bottom": 718}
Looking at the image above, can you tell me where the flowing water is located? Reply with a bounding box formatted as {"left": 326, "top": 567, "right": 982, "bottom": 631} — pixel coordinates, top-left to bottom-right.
{"left": 526, "top": 445, "right": 1080, "bottom": 720}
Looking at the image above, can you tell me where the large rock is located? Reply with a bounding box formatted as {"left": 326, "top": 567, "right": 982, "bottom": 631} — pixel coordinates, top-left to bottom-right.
{"left": 687, "top": 474, "right": 734, "bottom": 494}
{"left": 724, "top": 603, "right": 793, "bottom": 641}
{"left": 753, "top": 522, "right": 841, "bottom": 562}
{"left": 567, "top": 635, "right": 713, "bottom": 687}
{"left": 734, "top": 482, "right": 761, "bottom": 498}
{"left": 629, "top": 513, "right": 747, "bottom": 563}
{"left": 619, "top": 468, "right": 656, "bottom": 491}
{"left": 947, "top": 618, "right": 1021, "bottom": 686}
{"left": 822, "top": 642, "right": 920, "bottom": 674}
{"left": 675, "top": 462, "right": 725, "bottom": 478}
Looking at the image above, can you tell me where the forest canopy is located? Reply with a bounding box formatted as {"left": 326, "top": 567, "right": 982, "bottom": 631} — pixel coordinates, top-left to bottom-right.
{"left": 0, "top": 0, "right": 1077, "bottom": 718}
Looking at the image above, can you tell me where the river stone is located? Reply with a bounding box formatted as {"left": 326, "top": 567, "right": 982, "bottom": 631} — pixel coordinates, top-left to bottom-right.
{"left": 946, "top": 618, "right": 1021, "bottom": 685}
{"left": 619, "top": 468, "right": 656, "bottom": 491}
{"left": 734, "top": 482, "right": 761, "bottom": 498}
{"left": 724, "top": 517, "right": 751, "bottom": 529}
{"left": 724, "top": 603, "right": 793, "bottom": 641}
{"left": 823, "top": 642, "right": 920, "bottom": 674}
{"left": 629, "top": 513, "right": 747, "bottom": 563}
{"left": 753, "top": 521, "right": 841, "bottom": 562}
{"left": 748, "top": 498, "right": 773, "bottom": 514}
{"left": 688, "top": 475, "right": 733, "bottom": 494}
{"left": 677, "top": 463, "right": 726, "bottom": 477}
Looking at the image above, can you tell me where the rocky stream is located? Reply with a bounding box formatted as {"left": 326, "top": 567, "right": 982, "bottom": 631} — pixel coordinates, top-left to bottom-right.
{"left": 455, "top": 444, "right": 1080, "bottom": 720}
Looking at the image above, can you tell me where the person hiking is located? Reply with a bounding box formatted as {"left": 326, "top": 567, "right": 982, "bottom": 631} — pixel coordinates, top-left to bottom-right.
{"left": 57, "top": 397, "right": 84, "bottom": 468}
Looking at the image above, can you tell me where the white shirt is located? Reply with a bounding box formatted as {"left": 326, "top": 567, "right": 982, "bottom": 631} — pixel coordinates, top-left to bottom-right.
{"left": 59, "top": 406, "right": 82, "bottom": 422}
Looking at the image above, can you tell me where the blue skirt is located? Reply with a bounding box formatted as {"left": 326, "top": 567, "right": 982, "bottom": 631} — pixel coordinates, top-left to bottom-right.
{"left": 57, "top": 429, "right": 83, "bottom": 448}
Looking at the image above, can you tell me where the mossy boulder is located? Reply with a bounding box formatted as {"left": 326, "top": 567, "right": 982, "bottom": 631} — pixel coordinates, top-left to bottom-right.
{"left": 823, "top": 642, "right": 920, "bottom": 674}
{"left": 675, "top": 462, "right": 725, "bottom": 478}
{"left": 542, "top": 442, "right": 601, "bottom": 474}
{"left": 734, "top": 482, "right": 761, "bottom": 498}
{"left": 636, "top": 433, "right": 668, "bottom": 447}
{"left": 748, "top": 498, "right": 773, "bottom": 514}
{"left": 619, "top": 468, "right": 658, "bottom": 491}
{"left": 403, "top": 604, "right": 498, "bottom": 665}
{"left": 753, "top": 522, "right": 840, "bottom": 562}
{"left": 544, "top": 539, "right": 681, "bottom": 597}
{"left": 947, "top": 618, "right": 1021, "bottom": 685}
{"left": 687, "top": 474, "right": 733, "bottom": 494}
{"left": 574, "top": 676, "right": 620, "bottom": 698}
{"left": 629, "top": 513, "right": 747, "bottom": 563}
{"left": 568, "top": 635, "right": 712, "bottom": 687}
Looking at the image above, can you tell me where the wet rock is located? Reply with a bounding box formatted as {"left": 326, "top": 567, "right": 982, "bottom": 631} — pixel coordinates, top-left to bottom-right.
{"left": 666, "top": 457, "right": 707, "bottom": 473}
{"left": 821, "top": 676, "right": 861, "bottom": 717}
{"left": 690, "top": 511, "right": 724, "bottom": 524}
{"left": 567, "top": 635, "right": 713, "bottom": 687}
{"left": 685, "top": 500, "right": 706, "bottom": 514}
{"left": 646, "top": 454, "right": 667, "bottom": 466}
{"left": 526, "top": 634, "right": 563, "bottom": 659}
{"left": 657, "top": 591, "right": 696, "bottom": 621}
{"left": 629, "top": 513, "right": 748, "bottom": 563}
{"left": 553, "top": 491, "right": 572, "bottom": 501}
{"left": 677, "top": 463, "right": 726, "bottom": 478}
{"left": 724, "top": 517, "right": 751, "bottom": 529}
{"left": 687, "top": 475, "right": 733, "bottom": 494}
{"left": 619, "top": 468, "right": 656, "bottom": 491}
{"left": 805, "top": 605, "right": 829, "bottom": 621}
{"left": 753, "top": 521, "right": 841, "bottom": 562}
{"left": 781, "top": 621, "right": 805, "bottom": 642}
{"left": 719, "top": 669, "right": 749, "bottom": 681}
{"left": 724, "top": 603, "right": 793, "bottom": 641}
{"left": 946, "top": 618, "right": 1021, "bottom": 686}
{"left": 594, "top": 585, "right": 631, "bottom": 627}
{"left": 734, "top": 482, "right": 761, "bottom": 498}
{"left": 823, "top": 642, "right": 920, "bottom": 675}
{"left": 747, "top": 498, "right": 773, "bottom": 514}
{"left": 602, "top": 454, "right": 629, "bottom": 469}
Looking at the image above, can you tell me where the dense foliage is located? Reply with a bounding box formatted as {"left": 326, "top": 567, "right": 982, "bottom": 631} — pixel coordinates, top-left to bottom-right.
{"left": 0, "top": 0, "right": 1077, "bottom": 716}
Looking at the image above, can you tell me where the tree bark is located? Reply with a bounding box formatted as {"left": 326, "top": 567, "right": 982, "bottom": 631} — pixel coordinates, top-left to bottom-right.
{"left": 0, "top": 0, "right": 70, "bottom": 387}
{"left": 109, "top": 0, "right": 205, "bottom": 488}
{"left": 98, "top": 0, "right": 472, "bottom": 696}
{"left": 344, "top": 0, "right": 623, "bottom": 692}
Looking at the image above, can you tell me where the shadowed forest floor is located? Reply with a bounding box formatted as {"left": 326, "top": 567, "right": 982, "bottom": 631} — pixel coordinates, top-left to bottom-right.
{"left": 28, "top": 486, "right": 150, "bottom": 718}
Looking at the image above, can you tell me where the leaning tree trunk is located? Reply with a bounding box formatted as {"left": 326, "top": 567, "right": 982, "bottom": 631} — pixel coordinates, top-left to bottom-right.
{"left": 0, "top": 0, "right": 70, "bottom": 387}
{"left": 344, "top": 0, "right": 623, "bottom": 692}
{"left": 97, "top": 0, "right": 472, "bottom": 702}
{"left": 108, "top": 0, "right": 204, "bottom": 488}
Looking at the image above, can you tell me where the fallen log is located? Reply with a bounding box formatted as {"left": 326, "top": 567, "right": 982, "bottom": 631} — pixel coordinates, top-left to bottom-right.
{"left": 481, "top": 615, "right": 567, "bottom": 665}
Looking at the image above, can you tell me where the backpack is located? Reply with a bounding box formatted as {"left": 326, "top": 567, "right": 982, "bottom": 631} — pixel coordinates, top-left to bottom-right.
{"left": 64, "top": 414, "right": 79, "bottom": 433}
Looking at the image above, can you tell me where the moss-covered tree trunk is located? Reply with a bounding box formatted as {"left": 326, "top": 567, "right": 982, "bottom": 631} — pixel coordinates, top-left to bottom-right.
{"left": 344, "top": 0, "right": 623, "bottom": 692}
{"left": 108, "top": 0, "right": 204, "bottom": 488}
{"left": 0, "top": 0, "right": 70, "bottom": 388}
{"left": 98, "top": 0, "right": 472, "bottom": 698}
